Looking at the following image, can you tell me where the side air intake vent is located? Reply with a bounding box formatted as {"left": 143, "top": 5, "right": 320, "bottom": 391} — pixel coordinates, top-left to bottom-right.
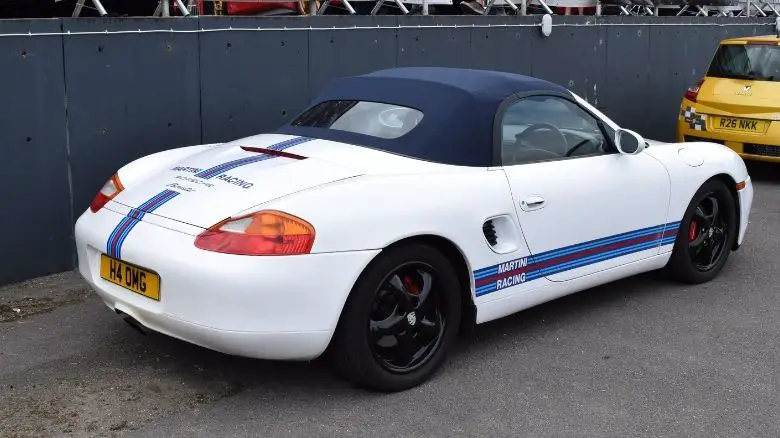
{"left": 482, "top": 220, "right": 498, "bottom": 246}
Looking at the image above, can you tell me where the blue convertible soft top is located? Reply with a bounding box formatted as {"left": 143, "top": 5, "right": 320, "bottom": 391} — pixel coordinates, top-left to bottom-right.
{"left": 275, "top": 67, "right": 569, "bottom": 167}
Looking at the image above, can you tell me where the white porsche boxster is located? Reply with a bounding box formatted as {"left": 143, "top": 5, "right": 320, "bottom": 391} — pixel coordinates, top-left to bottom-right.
{"left": 75, "top": 67, "right": 753, "bottom": 391}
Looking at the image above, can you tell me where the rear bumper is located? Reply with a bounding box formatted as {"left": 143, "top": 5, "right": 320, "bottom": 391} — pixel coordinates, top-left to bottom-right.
{"left": 676, "top": 100, "right": 780, "bottom": 163}
{"left": 680, "top": 131, "right": 780, "bottom": 164}
{"left": 74, "top": 206, "right": 379, "bottom": 360}
{"left": 109, "top": 301, "right": 336, "bottom": 361}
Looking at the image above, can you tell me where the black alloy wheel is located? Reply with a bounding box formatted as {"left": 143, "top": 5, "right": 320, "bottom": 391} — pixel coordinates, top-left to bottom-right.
{"left": 666, "top": 178, "right": 737, "bottom": 284}
{"left": 687, "top": 193, "right": 729, "bottom": 272}
{"left": 329, "top": 244, "right": 462, "bottom": 392}
{"left": 368, "top": 263, "right": 446, "bottom": 374}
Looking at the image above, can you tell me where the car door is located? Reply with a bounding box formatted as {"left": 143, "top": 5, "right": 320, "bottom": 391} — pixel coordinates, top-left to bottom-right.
{"left": 499, "top": 94, "right": 673, "bottom": 282}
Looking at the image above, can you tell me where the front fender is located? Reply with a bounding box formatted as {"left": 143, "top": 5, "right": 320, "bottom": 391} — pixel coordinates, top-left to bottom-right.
{"left": 644, "top": 141, "right": 751, "bottom": 243}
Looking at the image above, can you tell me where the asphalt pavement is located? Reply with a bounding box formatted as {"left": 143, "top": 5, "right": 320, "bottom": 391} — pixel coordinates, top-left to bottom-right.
{"left": 1, "top": 161, "right": 779, "bottom": 438}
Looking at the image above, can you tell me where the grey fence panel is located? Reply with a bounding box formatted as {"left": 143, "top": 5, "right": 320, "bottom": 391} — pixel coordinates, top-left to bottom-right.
{"left": 62, "top": 17, "right": 202, "bottom": 218}
{"left": 603, "top": 24, "right": 651, "bottom": 135}
{"left": 0, "top": 19, "right": 72, "bottom": 285}
{"left": 469, "top": 17, "right": 534, "bottom": 75}
{"left": 647, "top": 24, "right": 696, "bottom": 141}
{"left": 721, "top": 23, "right": 771, "bottom": 39}
{"left": 307, "top": 16, "right": 400, "bottom": 99}
{"left": 396, "top": 16, "right": 474, "bottom": 68}
{"left": 682, "top": 25, "right": 724, "bottom": 96}
{"left": 199, "top": 16, "right": 311, "bottom": 144}
{"left": 530, "top": 18, "right": 608, "bottom": 110}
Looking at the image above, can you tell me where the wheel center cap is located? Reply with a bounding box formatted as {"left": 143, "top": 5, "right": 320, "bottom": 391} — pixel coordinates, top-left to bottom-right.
{"left": 708, "top": 228, "right": 714, "bottom": 238}
{"left": 407, "top": 312, "right": 417, "bottom": 326}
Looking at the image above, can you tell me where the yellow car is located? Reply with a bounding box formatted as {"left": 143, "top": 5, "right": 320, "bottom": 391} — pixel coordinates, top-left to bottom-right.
{"left": 676, "top": 35, "right": 780, "bottom": 163}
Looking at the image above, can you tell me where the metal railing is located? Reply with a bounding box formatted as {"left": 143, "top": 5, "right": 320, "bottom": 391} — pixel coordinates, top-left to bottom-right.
{"left": 62, "top": 0, "right": 780, "bottom": 17}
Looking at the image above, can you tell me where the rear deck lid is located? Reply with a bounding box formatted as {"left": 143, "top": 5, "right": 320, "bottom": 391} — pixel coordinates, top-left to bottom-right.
{"left": 110, "top": 134, "right": 363, "bottom": 229}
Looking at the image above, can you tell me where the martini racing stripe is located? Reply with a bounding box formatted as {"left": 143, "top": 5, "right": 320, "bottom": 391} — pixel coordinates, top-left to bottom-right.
{"left": 472, "top": 221, "right": 681, "bottom": 280}
{"left": 473, "top": 221, "right": 681, "bottom": 297}
{"left": 195, "top": 136, "right": 313, "bottom": 180}
{"left": 106, "top": 189, "right": 180, "bottom": 259}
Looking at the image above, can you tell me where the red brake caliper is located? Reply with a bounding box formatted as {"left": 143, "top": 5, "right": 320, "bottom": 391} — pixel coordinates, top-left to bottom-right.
{"left": 403, "top": 276, "right": 421, "bottom": 295}
{"left": 689, "top": 221, "right": 697, "bottom": 241}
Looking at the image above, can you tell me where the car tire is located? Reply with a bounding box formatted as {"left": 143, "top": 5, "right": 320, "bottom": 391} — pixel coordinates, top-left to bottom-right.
{"left": 665, "top": 178, "right": 737, "bottom": 284}
{"left": 328, "top": 243, "right": 462, "bottom": 392}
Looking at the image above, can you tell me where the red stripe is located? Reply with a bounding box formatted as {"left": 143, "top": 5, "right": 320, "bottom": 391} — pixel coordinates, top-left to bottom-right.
{"left": 109, "top": 217, "right": 135, "bottom": 255}
{"left": 475, "top": 232, "right": 666, "bottom": 287}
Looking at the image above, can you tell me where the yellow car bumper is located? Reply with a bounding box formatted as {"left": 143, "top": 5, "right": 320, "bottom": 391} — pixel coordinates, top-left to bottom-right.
{"left": 676, "top": 98, "right": 780, "bottom": 164}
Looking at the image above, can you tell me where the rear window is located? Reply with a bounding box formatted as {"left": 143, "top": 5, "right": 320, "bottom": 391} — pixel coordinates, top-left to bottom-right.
{"left": 291, "top": 100, "right": 424, "bottom": 139}
{"left": 707, "top": 43, "right": 780, "bottom": 82}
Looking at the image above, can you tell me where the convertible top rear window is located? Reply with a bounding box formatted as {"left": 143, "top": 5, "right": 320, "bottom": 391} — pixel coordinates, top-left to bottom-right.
{"left": 291, "top": 100, "right": 424, "bottom": 140}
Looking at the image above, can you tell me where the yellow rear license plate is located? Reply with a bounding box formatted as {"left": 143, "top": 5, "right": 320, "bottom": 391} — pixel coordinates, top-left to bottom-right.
{"left": 99, "top": 254, "right": 161, "bottom": 300}
{"left": 714, "top": 116, "right": 767, "bottom": 133}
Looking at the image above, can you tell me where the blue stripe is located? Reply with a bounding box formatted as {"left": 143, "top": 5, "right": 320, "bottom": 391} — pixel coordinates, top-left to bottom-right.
{"left": 474, "top": 269, "right": 499, "bottom": 280}
{"left": 114, "top": 219, "right": 142, "bottom": 259}
{"left": 197, "top": 155, "right": 273, "bottom": 179}
{"left": 268, "top": 135, "right": 314, "bottom": 150}
{"left": 473, "top": 221, "right": 680, "bottom": 278}
{"left": 195, "top": 137, "right": 312, "bottom": 179}
{"left": 128, "top": 209, "right": 145, "bottom": 220}
{"left": 137, "top": 190, "right": 171, "bottom": 211}
{"left": 534, "top": 236, "right": 675, "bottom": 278}
{"left": 106, "top": 216, "right": 134, "bottom": 256}
{"left": 531, "top": 224, "right": 667, "bottom": 262}
{"left": 105, "top": 190, "right": 180, "bottom": 259}
{"left": 144, "top": 190, "right": 179, "bottom": 212}
{"left": 473, "top": 222, "right": 681, "bottom": 297}
{"left": 474, "top": 265, "right": 501, "bottom": 277}
{"left": 475, "top": 236, "right": 678, "bottom": 296}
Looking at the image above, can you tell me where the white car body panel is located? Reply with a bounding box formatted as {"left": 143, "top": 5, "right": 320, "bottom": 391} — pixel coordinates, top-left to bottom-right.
{"left": 501, "top": 152, "right": 672, "bottom": 283}
{"left": 75, "top": 205, "right": 380, "bottom": 360}
{"left": 74, "top": 75, "right": 754, "bottom": 362}
{"left": 642, "top": 140, "right": 753, "bottom": 246}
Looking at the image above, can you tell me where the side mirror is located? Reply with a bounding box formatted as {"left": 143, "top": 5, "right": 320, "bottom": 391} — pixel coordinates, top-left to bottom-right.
{"left": 615, "top": 128, "right": 646, "bottom": 155}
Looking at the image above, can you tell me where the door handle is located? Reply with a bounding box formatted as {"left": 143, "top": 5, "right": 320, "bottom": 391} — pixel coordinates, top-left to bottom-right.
{"left": 520, "top": 196, "right": 546, "bottom": 211}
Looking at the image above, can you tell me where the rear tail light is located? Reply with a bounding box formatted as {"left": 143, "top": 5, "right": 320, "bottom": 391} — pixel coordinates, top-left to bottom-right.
{"left": 90, "top": 174, "right": 124, "bottom": 213}
{"left": 195, "top": 210, "right": 316, "bottom": 256}
{"left": 685, "top": 79, "right": 705, "bottom": 103}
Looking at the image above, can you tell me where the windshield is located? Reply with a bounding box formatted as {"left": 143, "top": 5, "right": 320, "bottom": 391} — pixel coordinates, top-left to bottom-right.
{"left": 291, "top": 100, "right": 424, "bottom": 140}
{"left": 707, "top": 43, "right": 780, "bottom": 82}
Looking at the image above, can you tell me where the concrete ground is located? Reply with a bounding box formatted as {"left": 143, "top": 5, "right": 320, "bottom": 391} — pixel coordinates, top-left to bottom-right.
{"left": 1, "top": 161, "right": 778, "bottom": 438}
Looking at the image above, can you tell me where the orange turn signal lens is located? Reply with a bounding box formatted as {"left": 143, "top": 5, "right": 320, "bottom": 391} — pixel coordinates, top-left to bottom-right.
{"left": 90, "top": 174, "right": 124, "bottom": 213}
{"left": 736, "top": 181, "right": 747, "bottom": 191}
{"left": 194, "top": 210, "right": 316, "bottom": 256}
